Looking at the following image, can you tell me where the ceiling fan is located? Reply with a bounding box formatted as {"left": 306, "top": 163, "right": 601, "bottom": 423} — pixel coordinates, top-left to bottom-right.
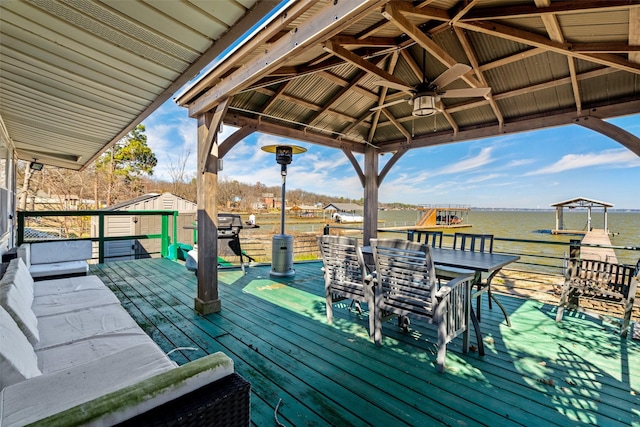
{"left": 371, "top": 62, "right": 491, "bottom": 117}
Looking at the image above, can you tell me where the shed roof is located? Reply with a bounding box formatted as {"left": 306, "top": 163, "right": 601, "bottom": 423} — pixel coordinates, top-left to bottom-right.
{"left": 103, "top": 192, "right": 197, "bottom": 212}
{"left": 324, "top": 203, "right": 364, "bottom": 212}
{"left": 550, "top": 197, "right": 614, "bottom": 208}
{"left": 0, "top": 0, "right": 280, "bottom": 170}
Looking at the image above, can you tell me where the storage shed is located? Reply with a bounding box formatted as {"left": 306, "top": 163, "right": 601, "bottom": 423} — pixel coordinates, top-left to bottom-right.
{"left": 92, "top": 193, "right": 197, "bottom": 261}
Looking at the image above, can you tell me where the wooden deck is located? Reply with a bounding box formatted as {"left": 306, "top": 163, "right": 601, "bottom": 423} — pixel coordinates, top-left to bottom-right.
{"left": 91, "top": 258, "right": 639, "bottom": 426}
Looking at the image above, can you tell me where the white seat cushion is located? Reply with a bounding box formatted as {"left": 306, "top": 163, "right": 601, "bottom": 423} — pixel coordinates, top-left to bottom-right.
{"left": 32, "top": 288, "right": 120, "bottom": 318}
{"left": 29, "top": 260, "right": 89, "bottom": 278}
{"left": 28, "top": 240, "right": 92, "bottom": 265}
{"left": 33, "top": 275, "right": 107, "bottom": 297}
{"left": 0, "top": 342, "right": 175, "bottom": 427}
{"left": 0, "top": 281, "right": 40, "bottom": 345}
{"left": 0, "top": 259, "right": 34, "bottom": 306}
{"left": 34, "top": 304, "right": 141, "bottom": 351}
{"left": 0, "top": 306, "right": 41, "bottom": 388}
{"left": 36, "top": 330, "right": 155, "bottom": 374}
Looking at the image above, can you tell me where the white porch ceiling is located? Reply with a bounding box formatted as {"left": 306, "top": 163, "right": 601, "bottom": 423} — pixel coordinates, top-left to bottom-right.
{"left": 0, "top": 0, "right": 280, "bottom": 170}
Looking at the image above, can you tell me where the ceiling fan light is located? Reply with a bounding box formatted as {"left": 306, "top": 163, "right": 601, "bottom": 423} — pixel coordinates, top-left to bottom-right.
{"left": 413, "top": 95, "right": 437, "bottom": 116}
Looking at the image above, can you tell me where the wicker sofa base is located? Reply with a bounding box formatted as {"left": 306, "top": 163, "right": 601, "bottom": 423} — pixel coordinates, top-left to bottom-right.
{"left": 117, "top": 372, "right": 251, "bottom": 427}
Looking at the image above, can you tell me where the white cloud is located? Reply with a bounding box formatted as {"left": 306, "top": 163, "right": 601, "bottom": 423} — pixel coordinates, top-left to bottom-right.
{"left": 525, "top": 148, "right": 640, "bottom": 175}
{"left": 433, "top": 146, "right": 496, "bottom": 175}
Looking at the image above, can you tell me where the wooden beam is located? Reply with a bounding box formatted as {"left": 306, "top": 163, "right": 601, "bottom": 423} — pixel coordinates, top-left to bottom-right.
{"left": 450, "top": 0, "right": 480, "bottom": 25}
{"left": 195, "top": 111, "right": 219, "bottom": 315}
{"left": 186, "top": 0, "right": 388, "bottom": 117}
{"left": 218, "top": 125, "right": 256, "bottom": 159}
{"left": 534, "top": 0, "right": 582, "bottom": 113}
{"left": 378, "top": 148, "right": 407, "bottom": 185}
{"left": 323, "top": 40, "right": 410, "bottom": 90}
{"left": 577, "top": 116, "right": 640, "bottom": 156}
{"left": 376, "top": 99, "right": 640, "bottom": 153}
{"left": 630, "top": 7, "right": 640, "bottom": 63}
{"left": 363, "top": 145, "right": 379, "bottom": 245}
{"left": 456, "top": 20, "right": 640, "bottom": 75}
{"left": 478, "top": 47, "right": 546, "bottom": 72}
{"left": 382, "top": 108, "right": 411, "bottom": 141}
{"left": 309, "top": 69, "right": 370, "bottom": 127}
{"left": 342, "top": 149, "right": 365, "bottom": 187}
{"left": 177, "top": 0, "right": 316, "bottom": 106}
{"left": 369, "top": 52, "right": 400, "bottom": 142}
{"left": 461, "top": 0, "right": 640, "bottom": 21}
{"left": 382, "top": 2, "right": 483, "bottom": 88}
{"left": 329, "top": 35, "right": 399, "bottom": 47}
{"left": 198, "top": 99, "right": 229, "bottom": 174}
{"left": 223, "top": 114, "right": 367, "bottom": 153}
{"left": 453, "top": 26, "right": 503, "bottom": 129}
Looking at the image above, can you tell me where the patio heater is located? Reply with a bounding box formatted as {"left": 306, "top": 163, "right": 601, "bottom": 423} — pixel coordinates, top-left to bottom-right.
{"left": 261, "top": 144, "right": 306, "bottom": 277}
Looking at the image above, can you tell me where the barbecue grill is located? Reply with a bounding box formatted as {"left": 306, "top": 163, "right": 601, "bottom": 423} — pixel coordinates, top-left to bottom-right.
{"left": 184, "top": 213, "right": 256, "bottom": 274}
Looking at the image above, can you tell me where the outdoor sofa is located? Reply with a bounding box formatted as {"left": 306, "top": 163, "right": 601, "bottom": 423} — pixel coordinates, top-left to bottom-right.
{"left": 17, "top": 240, "right": 92, "bottom": 279}
{"left": 0, "top": 257, "right": 250, "bottom": 426}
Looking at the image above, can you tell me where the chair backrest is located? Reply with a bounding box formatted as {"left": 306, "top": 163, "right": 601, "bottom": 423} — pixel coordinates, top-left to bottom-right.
{"left": 453, "top": 233, "right": 494, "bottom": 253}
{"left": 317, "top": 235, "right": 365, "bottom": 298}
{"left": 567, "top": 258, "right": 638, "bottom": 299}
{"left": 413, "top": 231, "right": 443, "bottom": 248}
{"left": 370, "top": 239, "right": 437, "bottom": 312}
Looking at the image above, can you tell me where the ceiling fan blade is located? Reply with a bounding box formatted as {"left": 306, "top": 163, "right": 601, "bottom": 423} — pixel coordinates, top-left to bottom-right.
{"left": 440, "top": 87, "right": 491, "bottom": 98}
{"left": 373, "top": 80, "right": 414, "bottom": 94}
{"left": 370, "top": 98, "right": 411, "bottom": 111}
{"left": 431, "top": 63, "right": 472, "bottom": 88}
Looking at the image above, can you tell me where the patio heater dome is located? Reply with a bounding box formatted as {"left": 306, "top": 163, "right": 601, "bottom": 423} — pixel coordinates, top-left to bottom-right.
{"left": 261, "top": 144, "right": 306, "bottom": 277}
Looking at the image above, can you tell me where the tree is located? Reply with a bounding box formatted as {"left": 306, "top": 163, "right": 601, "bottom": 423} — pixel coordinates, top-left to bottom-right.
{"left": 96, "top": 124, "right": 157, "bottom": 205}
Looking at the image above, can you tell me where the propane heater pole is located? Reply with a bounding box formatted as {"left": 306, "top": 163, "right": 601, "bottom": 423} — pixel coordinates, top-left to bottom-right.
{"left": 260, "top": 144, "right": 306, "bottom": 277}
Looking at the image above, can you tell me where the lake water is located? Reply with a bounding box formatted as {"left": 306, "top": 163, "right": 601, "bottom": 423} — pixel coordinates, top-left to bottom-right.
{"left": 377, "top": 209, "right": 640, "bottom": 268}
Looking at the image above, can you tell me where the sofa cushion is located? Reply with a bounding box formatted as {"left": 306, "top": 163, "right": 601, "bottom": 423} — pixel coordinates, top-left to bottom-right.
{"left": 28, "top": 240, "right": 92, "bottom": 265}
{"left": 32, "top": 287, "right": 120, "bottom": 318}
{"left": 29, "top": 260, "right": 89, "bottom": 278}
{"left": 0, "top": 258, "right": 34, "bottom": 306}
{"left": 0, "top": 280, "right": 40, "bottom": 345}
{"left": 33, "top": 275, "right": 107, "bottom": 297}
{"left": 35, "top": 330, "right": 155, "bottom": 374}
{"left": 0, "top": 306, "right": 41, "bottom": 389}
{"left": 0, "top": 342, "right": 176, "bottom": 427}
{"left": 35, "top": 304, "right": 142, "bottom": 351}
{"left": 4, "top": 351, "right": 235, "bottom": 427}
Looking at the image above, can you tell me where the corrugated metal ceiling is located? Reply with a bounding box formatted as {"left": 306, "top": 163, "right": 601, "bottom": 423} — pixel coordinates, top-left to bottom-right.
{"left": 0, "top": 0, "right": 279, "bottom": 170}
{"left": 180, "top": 0, "right": 638, "bottom": 153}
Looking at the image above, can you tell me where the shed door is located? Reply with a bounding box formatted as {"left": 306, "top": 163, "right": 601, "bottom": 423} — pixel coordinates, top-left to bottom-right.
{"left": 104, "top": 216, "right": 135, "bottom": 261}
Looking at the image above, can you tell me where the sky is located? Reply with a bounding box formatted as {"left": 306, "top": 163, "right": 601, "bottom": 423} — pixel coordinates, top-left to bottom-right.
{"left": 142, "top": 99, "right": 640, "bottom": 210}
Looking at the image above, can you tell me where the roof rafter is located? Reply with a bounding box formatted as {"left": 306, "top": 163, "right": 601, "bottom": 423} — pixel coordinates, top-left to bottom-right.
{"left": 461, "top": 0, "right": 640, "bottom": 21}
{"left": 456, "top": 20, "right": 640, "bottom": 75}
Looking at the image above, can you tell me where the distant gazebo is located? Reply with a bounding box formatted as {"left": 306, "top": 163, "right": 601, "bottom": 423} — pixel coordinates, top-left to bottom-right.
{"left": 550, "top": 197, "right": 613, "bottom": 234}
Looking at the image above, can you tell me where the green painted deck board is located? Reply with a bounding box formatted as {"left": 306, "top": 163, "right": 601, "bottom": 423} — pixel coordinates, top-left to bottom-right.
{"left": 91, "top": 258, "right": 639, "bottom": 426}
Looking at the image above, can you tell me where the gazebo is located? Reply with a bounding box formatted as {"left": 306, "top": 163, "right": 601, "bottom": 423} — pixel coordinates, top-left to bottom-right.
{"left": 174, "top": 0, "right": 640, "bottom": 314}
{"left": 2, "top": 0, "right": 640, "bottom": 315}
{"left": 550, "top": 196, "right": 614, "bottom": 234}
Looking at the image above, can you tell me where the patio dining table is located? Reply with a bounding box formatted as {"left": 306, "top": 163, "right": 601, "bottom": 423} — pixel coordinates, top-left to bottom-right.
{"left": 362, "top": 245, "right": 519, "bottom": 357}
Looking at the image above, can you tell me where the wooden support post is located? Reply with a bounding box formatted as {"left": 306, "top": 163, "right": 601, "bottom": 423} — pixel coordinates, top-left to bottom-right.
{"left": 194, "top": 111, "right": 221, "bottom": 315}
{"left": 363, "top": 145, "right": 378, "bottom": 245}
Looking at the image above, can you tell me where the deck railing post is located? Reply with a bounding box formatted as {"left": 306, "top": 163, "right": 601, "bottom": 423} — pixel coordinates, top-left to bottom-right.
{"left": 323, "top": 224, "right": 330, "bottom": 235}
{"left": 569, "top": 239, "right": 581, "bottom": 259}
{"left": 98, "top": 213, "right": 105, "bottom": 263}
{"left": 17, "top": 211, "right": 25, "bottom": 246}
{"left": 161, "top": 214, "right": 169, "bottom": 258}
{"left": 407, "top": 230, "right": 415, "bottom": 242}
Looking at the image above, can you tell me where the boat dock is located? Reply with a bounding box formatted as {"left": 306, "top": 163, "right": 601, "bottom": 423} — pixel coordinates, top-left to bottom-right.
{"left": 580, "top": 229, "right": 618, "bottom": 263}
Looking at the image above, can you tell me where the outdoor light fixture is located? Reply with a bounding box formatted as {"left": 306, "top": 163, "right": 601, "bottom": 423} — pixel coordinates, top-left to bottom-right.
{"left": 29, "top": 161, "right": 44, "bottom": 171}
{"left": 412, "top": 94, "right": 439, "bottom": 117}
{"left": 261, "top": 144, "right": 306, "bottom": 277}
